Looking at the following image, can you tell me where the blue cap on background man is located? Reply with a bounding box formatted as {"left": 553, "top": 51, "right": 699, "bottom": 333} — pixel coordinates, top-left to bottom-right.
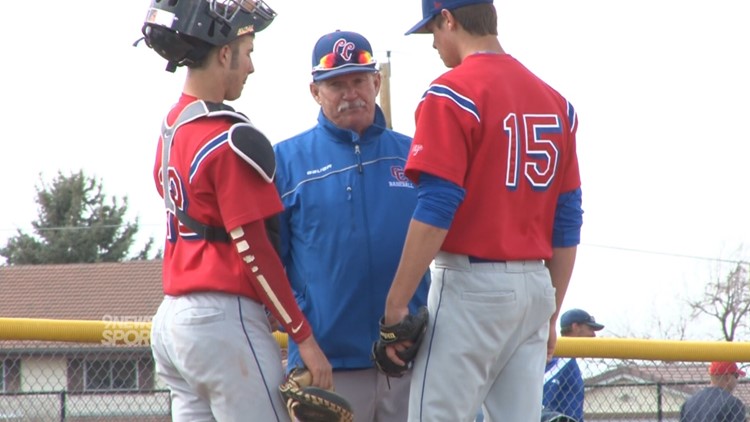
{"left": 405, "top": 0, "right": 494, "bottom": 35}
{"left": 560, "top": 309, "right": 605, "bottom": 331}
{"left": 311, "top": 30, "right": 378, "bottom": 82}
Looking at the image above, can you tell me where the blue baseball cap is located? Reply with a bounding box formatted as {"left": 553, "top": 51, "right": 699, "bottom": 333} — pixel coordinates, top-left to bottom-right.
{"left": 560, "top": 309, "right": 605, "bottom": 331}
{"left": 405, "top": 0, "right": 494, "bottom": 35}
{"left": 311, "top": 30, "right": 378, "bottom": 82}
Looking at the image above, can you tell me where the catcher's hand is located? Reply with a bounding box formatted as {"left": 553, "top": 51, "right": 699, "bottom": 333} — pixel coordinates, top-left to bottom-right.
{"left": 371, "top": 306, "right": 429, "bottom": 377}
{"left": 278, "top": 367, "right": 353, "bottom": 422}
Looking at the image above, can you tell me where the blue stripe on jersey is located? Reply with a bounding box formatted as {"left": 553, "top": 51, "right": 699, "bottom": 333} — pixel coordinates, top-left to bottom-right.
{"left": 424, "top": 84, "right": 480, "bottom": 122}
{"left": 567, "top": 101, "right": 577, "bottom": 133}
{"left": 189, "top": 132, "right": 229, "bottom": 183}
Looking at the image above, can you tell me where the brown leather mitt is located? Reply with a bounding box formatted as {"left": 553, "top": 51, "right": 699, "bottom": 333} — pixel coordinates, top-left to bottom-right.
{"left": 278, "top": 367, "right": 354, "bottom": 422}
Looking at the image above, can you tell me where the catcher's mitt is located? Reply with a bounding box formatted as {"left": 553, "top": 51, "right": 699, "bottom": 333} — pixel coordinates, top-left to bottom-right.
{"left": 278, "top": 367, "right": 353, "bottom": 422}
{"left": 371, "top": 306, "right": 429, "bottom": 377}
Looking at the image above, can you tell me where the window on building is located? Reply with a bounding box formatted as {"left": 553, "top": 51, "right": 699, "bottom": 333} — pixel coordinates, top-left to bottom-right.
{"left": 0, "top": 359, "right": 20, "bottom": 393}
{"left": 68, "top": 354, "right": 154, "bottom": 392}
{"left": 83, "top": 360, "right": 138, "bottom": 391}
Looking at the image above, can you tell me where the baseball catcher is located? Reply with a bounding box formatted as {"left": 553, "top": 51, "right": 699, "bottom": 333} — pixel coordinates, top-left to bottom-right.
{"left": 279, "top": 367, "right": 353, "bottom": 422}
{"left": 371, "top": 306, "right": 429, "bottom": 377}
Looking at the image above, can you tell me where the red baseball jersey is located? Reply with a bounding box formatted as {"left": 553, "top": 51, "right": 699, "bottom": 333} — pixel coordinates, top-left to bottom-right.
{"left": 406, "top": 54, "right": 581, "bottom": 260}
{"left": 153, "top": 94, "right": 284, "bottom": 297}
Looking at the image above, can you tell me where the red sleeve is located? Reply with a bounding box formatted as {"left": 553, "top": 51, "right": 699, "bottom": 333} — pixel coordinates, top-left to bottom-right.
{"left": 559, "top": 108, "right": 582, "bottom": 193}
{"left": 405, "top": 87, "right": 477, "bottom": 187}
{"left": 211, "top": 145, "right": 284, "bottom": 230}
{"left": 234, "top": 219, "right": 312, "bottom": 344}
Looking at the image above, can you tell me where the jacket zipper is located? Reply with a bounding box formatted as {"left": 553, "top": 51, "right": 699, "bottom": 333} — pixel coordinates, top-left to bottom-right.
{"left": 354, "top": 144, "right": 363, "bottom": 173}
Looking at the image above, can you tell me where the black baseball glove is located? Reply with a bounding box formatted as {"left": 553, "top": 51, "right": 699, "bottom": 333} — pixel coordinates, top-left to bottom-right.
{"left": 371, "top": 306, "right": 429, "bottom": 377}
{"left": 278, "top": 367, "right": 353, "bottom": 422}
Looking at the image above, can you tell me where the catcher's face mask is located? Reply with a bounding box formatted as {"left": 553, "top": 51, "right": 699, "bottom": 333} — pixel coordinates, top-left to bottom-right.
{"left": 138, "top": 0, "right": 277, "bottom": 71}
{"left": 209, "top": 0, "right": 276, "bottom": 33}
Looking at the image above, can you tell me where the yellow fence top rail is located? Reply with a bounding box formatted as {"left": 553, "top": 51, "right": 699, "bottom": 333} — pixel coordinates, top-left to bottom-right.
{"left": 1, "top": 317, "right": 749, "bottom": 361}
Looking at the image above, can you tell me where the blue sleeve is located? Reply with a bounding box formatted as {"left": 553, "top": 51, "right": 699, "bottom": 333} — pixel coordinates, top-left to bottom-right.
{"left": 552, "top": 188, "right": 583, "bottom": 247}
{"left": 412, "top": 173, "right": 466, "bottom": 230}
{"left": 271, "top": 148, "right": 304, "bottom": 307}
{"left": 271, "top": 149, "right": 291, "bottom": 265}
{"left": 569, "top": 362, "right": 585, "bottom": 421}
{"left": 542, "top": 375, "right": 563, "bottom": 412}
{"left": 545, "top": 359, "right": 585, "bottom": 421}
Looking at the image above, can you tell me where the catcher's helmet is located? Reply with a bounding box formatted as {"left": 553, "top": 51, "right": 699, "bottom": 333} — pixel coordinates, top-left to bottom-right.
{"left": 140, "top": 0, "right": 276, "bottom": 72}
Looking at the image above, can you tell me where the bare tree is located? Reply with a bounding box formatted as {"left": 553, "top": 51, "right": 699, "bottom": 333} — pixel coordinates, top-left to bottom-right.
{"left": 651, "top": 311, "right": 690, "bottom": 341}
{"left": 688, "top": 259, "right": 750, "bottom": 341}
{"left": 611, "top": 306, "right": 691, "bottom": 341}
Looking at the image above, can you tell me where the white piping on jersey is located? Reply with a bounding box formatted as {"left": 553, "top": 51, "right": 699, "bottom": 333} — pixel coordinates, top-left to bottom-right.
{"left": 423, "top": 84, "right": 480, "bottom": 122}
{"left": 280, "top": 155, "right": 406, "bottom": 199}
{"left": 188, "top": 132, "right": 230, "bottom": 183}
{"left": 544, "top": 357, "right": 571, "bottom": 385}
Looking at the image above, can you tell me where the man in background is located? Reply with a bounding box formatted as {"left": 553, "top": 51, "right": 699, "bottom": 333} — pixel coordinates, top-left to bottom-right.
{"left": 543, "top": 308, "right": 605, "bottom": 421}
{"left": 680, "top": 361, "right": 746, "bottom": 422}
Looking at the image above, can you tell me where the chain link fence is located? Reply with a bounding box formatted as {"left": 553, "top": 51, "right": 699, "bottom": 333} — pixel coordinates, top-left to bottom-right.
{"left": 0, "top": 342, "right": 169, "bottom": 422}
{"left": 571, "top": 358, "right": 747, "bottom": 421}
{"left": 2, "top": 338, "right": 748, "bottom": 421}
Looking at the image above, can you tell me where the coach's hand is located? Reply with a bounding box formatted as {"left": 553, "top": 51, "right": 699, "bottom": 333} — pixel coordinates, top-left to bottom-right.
{"left": 298, "top": 336, "right": 333, "bottom": 390}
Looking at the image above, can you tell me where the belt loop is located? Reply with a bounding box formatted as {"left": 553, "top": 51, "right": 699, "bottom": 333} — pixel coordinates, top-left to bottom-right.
{"left": 434, "top": 252, "right": 472, "bottom": 270}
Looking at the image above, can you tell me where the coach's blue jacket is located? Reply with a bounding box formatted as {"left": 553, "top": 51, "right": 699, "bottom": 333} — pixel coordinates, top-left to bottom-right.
{"left": 273, "top": 106, "right": 430, "bottom": 370}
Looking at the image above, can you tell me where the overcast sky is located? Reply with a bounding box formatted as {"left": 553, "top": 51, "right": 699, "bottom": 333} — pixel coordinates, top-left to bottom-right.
{"left": 1, "top": 0, "right": 748, "bottom": 340}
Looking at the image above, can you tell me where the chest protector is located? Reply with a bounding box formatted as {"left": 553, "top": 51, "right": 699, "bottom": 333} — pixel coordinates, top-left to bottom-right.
{"left": 161, "top": 100, "right": 276, "bottom": 242}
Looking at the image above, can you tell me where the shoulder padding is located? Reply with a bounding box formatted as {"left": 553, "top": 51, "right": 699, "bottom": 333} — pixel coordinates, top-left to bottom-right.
{"left": 228, "top": 123, "right": 276, "bottom": 183}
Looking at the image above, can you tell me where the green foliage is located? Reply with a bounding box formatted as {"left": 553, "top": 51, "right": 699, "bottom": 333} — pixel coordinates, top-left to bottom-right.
{"left": 0, "top": 171, "right": 158, "bottom": 265}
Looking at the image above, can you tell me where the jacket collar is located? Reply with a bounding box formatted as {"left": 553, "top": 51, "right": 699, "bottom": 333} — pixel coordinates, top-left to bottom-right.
{"left": 317, "top": 104, "right": 388, "bottom": 144}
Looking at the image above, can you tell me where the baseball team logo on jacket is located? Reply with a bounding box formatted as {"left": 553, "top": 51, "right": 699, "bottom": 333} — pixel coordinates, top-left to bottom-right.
{"left": 389, "top": 166, "right": 413, "bottom": 188}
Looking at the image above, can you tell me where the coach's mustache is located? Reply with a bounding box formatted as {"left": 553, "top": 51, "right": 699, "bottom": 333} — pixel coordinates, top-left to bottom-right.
{"left": 337, "top": 99, "right": 367, "bottom": 113}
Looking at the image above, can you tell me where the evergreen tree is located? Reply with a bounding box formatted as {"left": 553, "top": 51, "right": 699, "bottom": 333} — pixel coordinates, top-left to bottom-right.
{"left": 0, "top": 171, "right": 157, "bottom": 265}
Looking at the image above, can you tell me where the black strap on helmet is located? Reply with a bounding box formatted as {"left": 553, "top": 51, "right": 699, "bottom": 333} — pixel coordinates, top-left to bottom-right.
{"left": 161, "top": 101, "right": 248, "bottom": 243}
{"left": 139, "top": 24, "right": 214, "bottom": 72}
